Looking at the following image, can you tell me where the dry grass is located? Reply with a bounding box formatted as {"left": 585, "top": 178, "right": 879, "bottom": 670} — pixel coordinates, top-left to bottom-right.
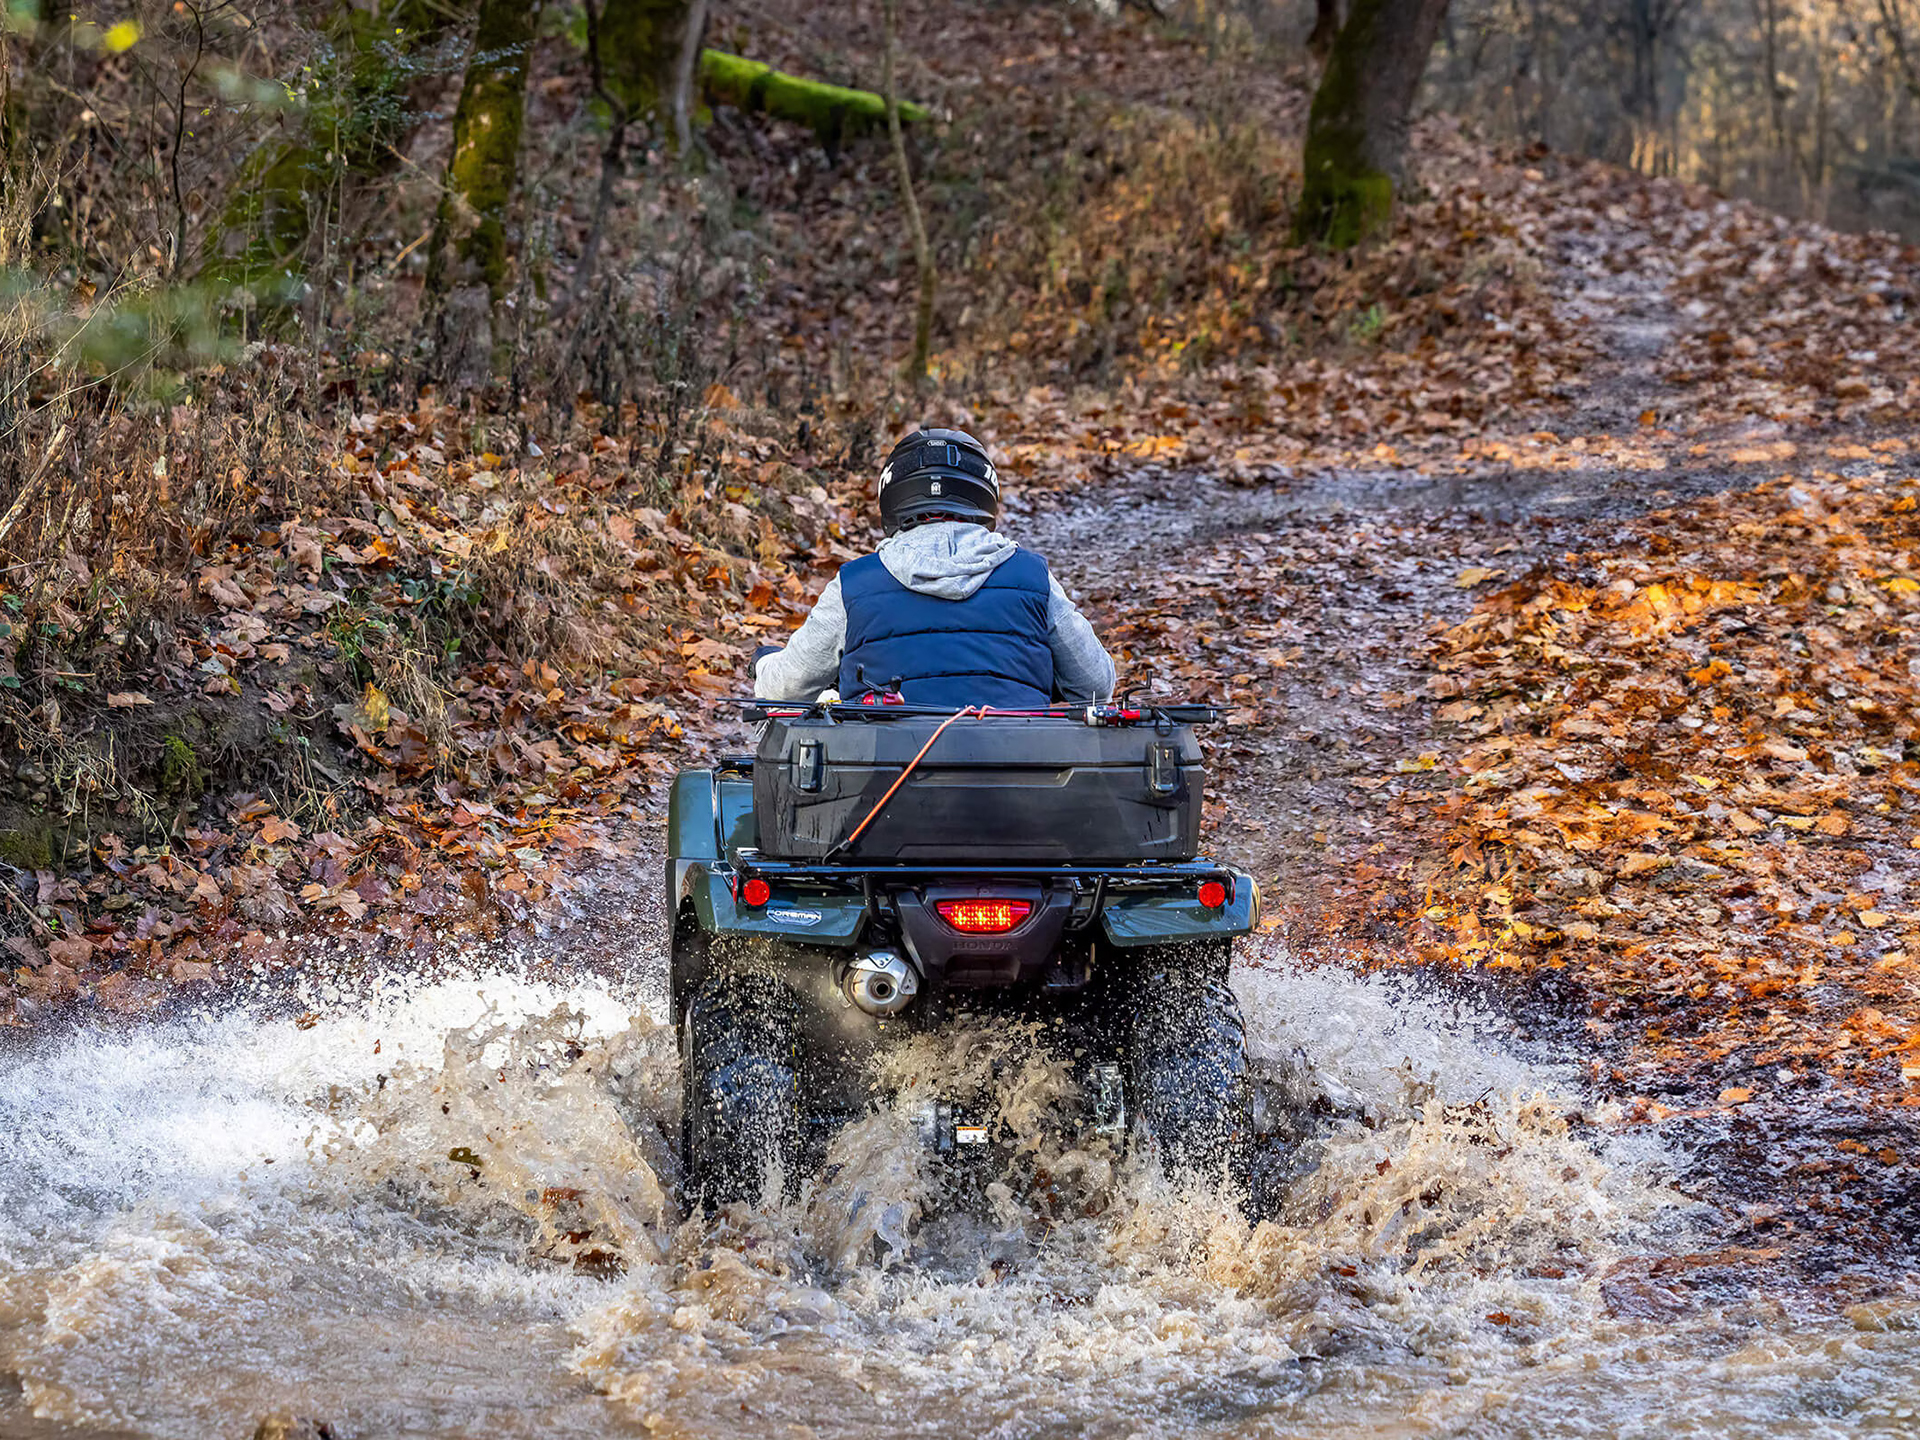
{"left": 963, "top": 111, "right": 1294, "bottom": 380}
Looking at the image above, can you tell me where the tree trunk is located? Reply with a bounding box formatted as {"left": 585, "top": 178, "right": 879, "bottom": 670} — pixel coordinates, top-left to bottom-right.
{"left": 425, "top": 0, "right": 542, "bottom": 389}
{"left": 208, "top": 0, "right": 459, "bottom": 301}
{"left": 1308, "top": 0, "right": 1341, "bottom": 63}
{"left": 1294, "top": 0, "right": 1451, "bottom": 248}
{"left": 595, "top": 0, "right": 697, "bottom": 134}
{"left": 565, "top": 0, "right": 704, "bottom": 312}
{"left": 672, "top": 0, "right": 711, "bottom": 154}
{"left": 881, "top": 0, "right": 933, "bottom": 385}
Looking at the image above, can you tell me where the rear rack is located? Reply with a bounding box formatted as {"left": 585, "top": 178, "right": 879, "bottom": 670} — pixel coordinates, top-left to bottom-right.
{"left": 735, "top": 698, "right": 1220, "bottom": 727}
{"left": 730, "top": 850, "right": 1233, "bottom": 890}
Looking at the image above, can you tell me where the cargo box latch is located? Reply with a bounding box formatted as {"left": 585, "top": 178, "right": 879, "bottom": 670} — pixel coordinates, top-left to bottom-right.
{"left": 794, "top": 739, "right": 825, "bottom": 793}
{"left": 1146, "top": 739, "right": 1182, "bottom": 797}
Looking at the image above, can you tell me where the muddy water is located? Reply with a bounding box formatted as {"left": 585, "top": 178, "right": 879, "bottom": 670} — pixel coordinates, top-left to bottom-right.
{"left": 3, "top": 949, "right": 1915, "bottom": 1440}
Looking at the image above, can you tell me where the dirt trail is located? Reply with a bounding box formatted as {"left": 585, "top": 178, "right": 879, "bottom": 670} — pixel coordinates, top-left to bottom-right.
{"left": 1026, "top": 215, "right": 1726, "bottom": 903}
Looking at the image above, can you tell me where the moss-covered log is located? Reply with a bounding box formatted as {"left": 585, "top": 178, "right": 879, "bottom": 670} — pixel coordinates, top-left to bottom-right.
{"left": 698, "top": 50, "right": 929, "bottom": 150}
{"left": 425, "top": 0, "right": 541, "bottom": 388}
{"left": 1293, "top": 0, "right": 1449, "bottom": 249}
{"left": 207, "top": 0, "right": 460, "bottom": 301}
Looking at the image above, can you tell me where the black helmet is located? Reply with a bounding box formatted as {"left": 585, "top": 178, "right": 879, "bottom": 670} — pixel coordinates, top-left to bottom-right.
{"left": 877, "top": 427, "right": 1000, "bottom": 533}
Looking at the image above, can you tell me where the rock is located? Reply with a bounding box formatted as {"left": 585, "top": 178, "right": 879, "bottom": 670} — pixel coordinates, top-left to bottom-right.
{"left": 1655, "top": 858, "right": 1728, "bottom": 890}
{"left": 1545, "top": 866, "right": 1605, "bottom": 897}
{"left": 253, "top": 1415, "right": 334, "bottom": 1440}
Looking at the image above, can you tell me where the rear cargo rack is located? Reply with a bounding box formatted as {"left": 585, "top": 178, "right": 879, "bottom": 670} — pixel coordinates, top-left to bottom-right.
{"left": 729, "top": 849, "right": 1234, "bottom": 890}
{"left": 736, "top": 699, "right": 1220, "bottom": 726}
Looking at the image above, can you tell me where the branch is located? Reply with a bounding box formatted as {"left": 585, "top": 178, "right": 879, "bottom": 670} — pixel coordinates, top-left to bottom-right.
{"left": 1879, "top": 0, "right": 1920, "bottom": 99}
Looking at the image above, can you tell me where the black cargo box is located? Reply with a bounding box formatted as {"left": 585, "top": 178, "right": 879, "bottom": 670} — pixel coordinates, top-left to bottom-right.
{"left": 751, "top": 714, "right": 1203, "bottom": 862}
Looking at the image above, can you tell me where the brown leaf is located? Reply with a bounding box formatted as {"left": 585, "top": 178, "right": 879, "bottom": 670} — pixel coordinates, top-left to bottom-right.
{"left": 259, "top": 815, "right": 302, "bottom": 845}
{"left": 47, "top": 936, "right": 92, "bottom": 969}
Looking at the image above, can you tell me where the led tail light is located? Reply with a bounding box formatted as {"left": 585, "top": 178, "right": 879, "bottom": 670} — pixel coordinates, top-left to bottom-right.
{"left": 935, "top": 898, "right": 1032, "bottom": 934}
{"left": 740, "top": 876, "right": 771, "bottom": 907}
{"left": 1197, "top": 880, "right": 1228, "bottom": 910}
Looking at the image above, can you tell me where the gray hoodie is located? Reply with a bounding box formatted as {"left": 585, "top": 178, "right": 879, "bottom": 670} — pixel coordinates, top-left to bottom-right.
{"left": 753, "top": 521, "right": 1116, "bottom": 703}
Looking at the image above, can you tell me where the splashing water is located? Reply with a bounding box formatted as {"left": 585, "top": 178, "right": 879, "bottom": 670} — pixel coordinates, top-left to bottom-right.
{"left": 2, "top": 946, "right": 1915, "bottom": 1439}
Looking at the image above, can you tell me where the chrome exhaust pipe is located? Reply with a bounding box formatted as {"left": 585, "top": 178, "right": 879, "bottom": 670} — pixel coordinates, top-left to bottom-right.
{"left": 844, "top": 949, "right": 920, "bottom": 1016}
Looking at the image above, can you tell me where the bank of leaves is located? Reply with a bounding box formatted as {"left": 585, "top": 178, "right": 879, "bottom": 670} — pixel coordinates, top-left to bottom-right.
{"left": 1399, "top": 455, "right": 1920, "bottom": 1106}
{"left": 1, "top": 391, "right": 869, "bottom": 1017}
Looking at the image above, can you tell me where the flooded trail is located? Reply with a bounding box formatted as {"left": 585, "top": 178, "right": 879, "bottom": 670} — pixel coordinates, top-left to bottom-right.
{"left": 7, "top": 947, "right": 1918, "bottom": 1440}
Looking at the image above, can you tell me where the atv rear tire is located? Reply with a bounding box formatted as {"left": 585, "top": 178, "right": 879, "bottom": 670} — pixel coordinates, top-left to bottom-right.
{"left": 681, "top": 975, "right": 801, "bottom": 1211}
{"left": 1124, "top": 969, "right": 1252, "bottom": 1187}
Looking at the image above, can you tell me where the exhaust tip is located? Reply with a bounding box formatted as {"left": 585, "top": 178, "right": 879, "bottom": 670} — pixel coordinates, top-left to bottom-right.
{"left": 845, "top": 949, "right": 920, "bottom": 1016}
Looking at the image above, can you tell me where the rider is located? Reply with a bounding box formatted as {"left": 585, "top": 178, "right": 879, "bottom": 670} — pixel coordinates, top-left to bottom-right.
{"left": 753, "top": 427, "right": 1115, "bottom": 707}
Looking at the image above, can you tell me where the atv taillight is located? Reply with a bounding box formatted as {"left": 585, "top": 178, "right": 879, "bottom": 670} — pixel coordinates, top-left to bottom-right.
{"left": 1197, "top": 880, "right": 1228, "bottom": 909}
{"left": 740, "top": 876, "right": 771, "bottom": 907}
{"left": 935, "top": 898, "right": 1032, "bottom": 933}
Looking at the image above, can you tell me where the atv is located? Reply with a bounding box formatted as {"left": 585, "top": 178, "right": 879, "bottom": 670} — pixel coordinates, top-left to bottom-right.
{"left": 665, "top": 698, "right": 1260, "bottom": 1209}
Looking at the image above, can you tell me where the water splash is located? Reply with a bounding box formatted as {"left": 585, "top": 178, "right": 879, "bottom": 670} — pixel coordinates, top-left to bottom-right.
{"left": 0, "top": 953, "right": 1913, "bottom": 1439}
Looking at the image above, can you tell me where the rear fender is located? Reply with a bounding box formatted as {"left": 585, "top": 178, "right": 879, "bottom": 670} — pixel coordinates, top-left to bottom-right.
{"left": 668, "top": 769, "right": 757, "bottom": 860}
{"left": 1100, "top": 871, "right": 1259, "bottom": 947}
{"left": 680, "top": 864, "right": 868, "bottom": 946}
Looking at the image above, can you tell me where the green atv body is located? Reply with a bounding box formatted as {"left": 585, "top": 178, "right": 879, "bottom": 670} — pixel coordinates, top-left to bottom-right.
{"left": 666, "top": 703, "right": 1260, "bottom": 1208}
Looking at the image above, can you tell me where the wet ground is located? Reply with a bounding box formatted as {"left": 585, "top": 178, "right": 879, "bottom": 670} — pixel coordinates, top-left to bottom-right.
{"left": 6, "top": 241, "right": 1920, "bottom": 1436}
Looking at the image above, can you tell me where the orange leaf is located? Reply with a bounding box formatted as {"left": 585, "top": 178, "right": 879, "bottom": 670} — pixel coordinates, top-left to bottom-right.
{"left": 260, "top": 815, "right": 302, "bottom": 845}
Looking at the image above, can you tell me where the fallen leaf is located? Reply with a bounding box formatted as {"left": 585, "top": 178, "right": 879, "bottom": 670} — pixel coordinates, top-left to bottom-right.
{"left": 259, "top": 815, "right": 302, "bottom": 845}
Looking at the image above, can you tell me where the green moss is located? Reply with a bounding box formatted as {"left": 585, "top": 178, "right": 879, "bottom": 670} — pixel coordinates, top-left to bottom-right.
{"left": 0, "top": 825, "right": 53, "bottom": 871}
{"left": 697, "top": 50, "right": 928, "bottom": 149}
{"left": 425, "top": 0, "right": 539, "bottom": 307}
{"left": 159, "top": 734, "right": 207, "bottom": 800}
{"left": 206, "top": 1, "right": 462, "bottom": 308}
{"left": 596, "top": 0, "right": 692, "bottom": 129}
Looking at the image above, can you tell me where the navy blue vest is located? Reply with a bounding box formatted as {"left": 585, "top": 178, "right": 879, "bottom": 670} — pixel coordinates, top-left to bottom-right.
{"left": 838, "top": 549, "right": 1054, "bottom": 708}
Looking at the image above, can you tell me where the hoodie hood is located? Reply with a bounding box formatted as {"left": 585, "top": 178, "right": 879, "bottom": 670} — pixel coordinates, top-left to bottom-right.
{"left": 874, "top": 520, "right": 1019, "bottom": 600}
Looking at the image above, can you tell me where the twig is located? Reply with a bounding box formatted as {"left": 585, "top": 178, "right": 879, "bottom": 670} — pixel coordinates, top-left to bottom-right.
{"left": 392, "top": 227, "right": 434, "bottom": 267}
{"left": 882, "top": 0, "right": 935, "bottom": 386}
{"left": 169, "top": 2, "right": 208, "bottom": 273}
{"left": 0, "top": 422, "right": 69, "bottom": 554}
{"left": 0, "top": 876, "right": 53, "bottom": 939}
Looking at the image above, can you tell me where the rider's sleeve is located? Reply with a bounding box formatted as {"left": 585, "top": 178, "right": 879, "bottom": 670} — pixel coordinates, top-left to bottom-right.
{"left": 753, "top": 574, "right": 847, "bottom": 701}
{"left": 1047, "top": 577, "right": 1116, "bottom": 702}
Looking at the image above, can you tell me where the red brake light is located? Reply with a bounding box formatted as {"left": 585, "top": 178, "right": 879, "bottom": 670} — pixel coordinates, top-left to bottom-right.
{"left": 936, "top": 899, "right": 1032, "bottom": 933}
{"left": 741, "top": 876, "right": 771, "bottom": 907}
{"left": 1197, "top": 880, "right": 1228, "bottom": 909}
